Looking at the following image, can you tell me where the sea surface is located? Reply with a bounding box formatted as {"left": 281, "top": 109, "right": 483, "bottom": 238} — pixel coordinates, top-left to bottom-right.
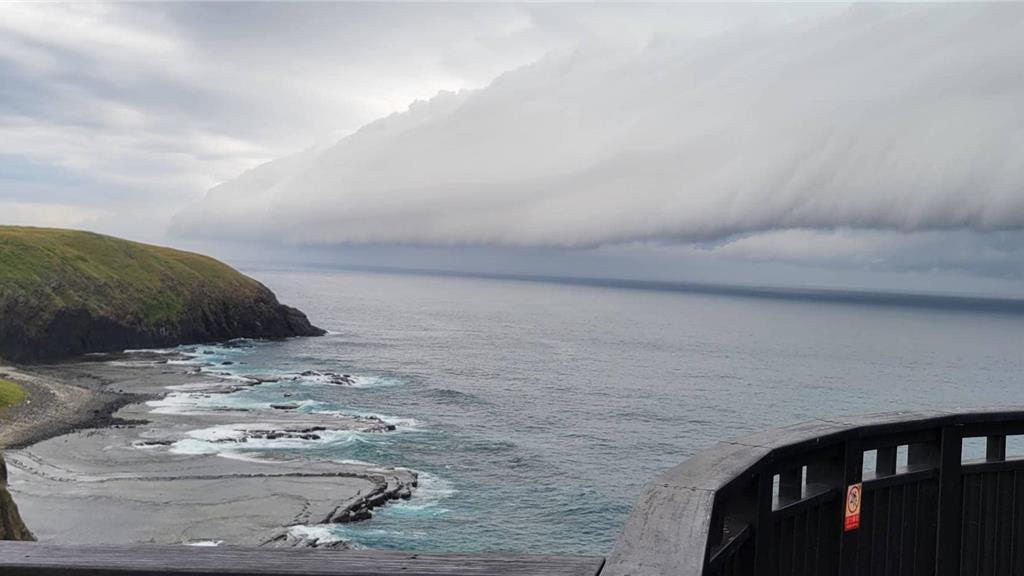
{"left": 156, "top": 268, "right": 1024, "bottom": 555}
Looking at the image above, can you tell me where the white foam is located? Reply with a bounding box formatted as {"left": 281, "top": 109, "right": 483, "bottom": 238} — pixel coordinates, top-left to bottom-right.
{"left": 288, "top": 372, "right": 405, "bottom": 389}
{"left": 349, "top": 375, "right": 405, "bottom": 388}
{"left": 392, "top": 471, "right": 455, "bottom": 512}
{"left": 183, "top": 540, "right": 223, "bottom": 547}
{"left": 298, "top": 404, "right": 418, "bottom": 429}
{"left": 168, "top": 423, "right": 373, "bottom": 456}
{"left": 216, "top": 451, "right": 284, "bottom": 464}
{"left": 287, "top": 524, "right": 350, "bottom": 547}
{"left": 147, "top": 392, "right": 255, "bottom": 416}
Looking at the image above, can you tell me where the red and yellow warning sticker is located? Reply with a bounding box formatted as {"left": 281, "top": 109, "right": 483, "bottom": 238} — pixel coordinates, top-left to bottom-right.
{"left": 844, "top": 483, "right": 862, "bottom": 532}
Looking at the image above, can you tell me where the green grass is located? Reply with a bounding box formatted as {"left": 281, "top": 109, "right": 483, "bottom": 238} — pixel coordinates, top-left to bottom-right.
{"left": 0, "top": 225, "right": 269, "bottom": 336}
{"left": 0, "top": 379, "right": 25, "bottom": 410}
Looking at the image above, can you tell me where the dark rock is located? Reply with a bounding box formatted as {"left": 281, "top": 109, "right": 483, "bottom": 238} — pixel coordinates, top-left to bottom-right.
{"left": 0, "top": 456, "right": 34, "bottom": 541}
{"left": 133, "top": 440, "right": 174, "bottom": 448}
{"left": 248, "top": 375, "right": 284, "bottom": 384}
{"left": 299, "top": 370, "right": 356, "bottom": 386}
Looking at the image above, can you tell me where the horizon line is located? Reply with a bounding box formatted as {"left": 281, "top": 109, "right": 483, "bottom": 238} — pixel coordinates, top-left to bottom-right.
{"left": 239, "top": 261, "right": 1024, "bottom": 315}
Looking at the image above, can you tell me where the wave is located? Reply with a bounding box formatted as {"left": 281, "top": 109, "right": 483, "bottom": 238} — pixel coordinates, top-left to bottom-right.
{"left": 376, "top": 471, "right": 454, "bottom": 517}
{"left": 168, "top": 423, "right": 377, "bottom": 456}
{"left": 182, "top": 540, "right": 224, "bottom": 547}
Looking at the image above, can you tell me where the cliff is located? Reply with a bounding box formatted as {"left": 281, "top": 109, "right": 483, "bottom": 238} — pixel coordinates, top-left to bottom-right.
{"left": 0, "top": 226, "right": 324, "bottom": 363}
{"left": 0, "top": 455, "right": 32, "bottom": 541}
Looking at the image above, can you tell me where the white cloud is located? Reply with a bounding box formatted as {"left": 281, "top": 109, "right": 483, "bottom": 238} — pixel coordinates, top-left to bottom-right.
{"left": 173, "top": 4, "right": 1024, "bottom": 255}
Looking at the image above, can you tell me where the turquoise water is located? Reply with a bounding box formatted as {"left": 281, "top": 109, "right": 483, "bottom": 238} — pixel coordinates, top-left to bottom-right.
{"left": 155, "top": 269, "right": 1024, "bottom": 554}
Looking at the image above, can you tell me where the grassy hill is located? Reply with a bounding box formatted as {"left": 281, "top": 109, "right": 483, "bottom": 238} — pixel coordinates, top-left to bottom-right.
{"left": 0, "top": 226, "right": 324, "bottom": 362}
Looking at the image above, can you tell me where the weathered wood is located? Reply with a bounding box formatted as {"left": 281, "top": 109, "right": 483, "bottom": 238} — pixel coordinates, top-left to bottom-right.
{"left": 0, "top": 542, "right": 604, "bottom": 576}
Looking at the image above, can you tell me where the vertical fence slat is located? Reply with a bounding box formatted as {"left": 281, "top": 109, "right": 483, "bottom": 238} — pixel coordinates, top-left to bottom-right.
{"left": 899, "top": 480, "right": 918, "bottom": 576}
{"left": 961, "top": 473, "right": 982, "bottom": 576}
{"left": 884, "top": 484, "right": 903, "bottom": 576}
{"left": 840, "top": 442, "right": 863, "bottom": 576}
{"left": 869, "top": 487, "right": 887, "bottom": 576}
{"left": 981, "top": 472, "right": 999, "bottom": 576}
{"left": 995, "top": 471, "right": 1014, "bottom": 576}
{"left": 877, "top": 447, "right": 897, "bottom": 478}
{"left": 986, "top": 436, "right": 1007, "bottom": 462}
{"left": 935, "top": 426, "right": 963, "bottom": 576}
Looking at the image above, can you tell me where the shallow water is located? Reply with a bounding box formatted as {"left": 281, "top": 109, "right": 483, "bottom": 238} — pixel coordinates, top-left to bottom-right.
{"left": 160, "top": 268, "right": 1024, "bottom": 554}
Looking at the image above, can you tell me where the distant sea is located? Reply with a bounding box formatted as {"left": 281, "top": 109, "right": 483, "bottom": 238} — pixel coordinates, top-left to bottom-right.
{"left": 159, "top": 268, "right": 1024, "bottom": 554}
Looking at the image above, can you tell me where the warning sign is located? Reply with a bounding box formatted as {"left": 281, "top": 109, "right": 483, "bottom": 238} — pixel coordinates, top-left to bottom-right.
{"left": 844, "top": 483, "right": 862, "bottom": 532}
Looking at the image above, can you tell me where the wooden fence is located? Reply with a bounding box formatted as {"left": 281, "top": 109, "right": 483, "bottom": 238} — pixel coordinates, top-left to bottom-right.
{"left": 604, "top": 409, "right": 1024, "bottom": 576}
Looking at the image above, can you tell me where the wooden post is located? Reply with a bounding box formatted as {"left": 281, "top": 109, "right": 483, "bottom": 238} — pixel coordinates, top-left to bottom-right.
{"left": 875, "top": 446, "right": 897, "bottom": 477}
{"left": 838, "top": 441, "right": 863, "bottom": 576}
{"left": 753, "top": 472, "right": 776, "bottom": 575}
{"left": 779, "top": 468, "right": 802, "bottom": 502}
{"left": 986, "top": 435, "right": 1006, "bottom": 461}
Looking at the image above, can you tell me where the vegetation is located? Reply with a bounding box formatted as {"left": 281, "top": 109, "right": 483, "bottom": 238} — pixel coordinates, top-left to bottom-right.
{"left": 0, "top": 380, "right": 25, "bottom": 411}
{"left": 0, "top": 226, "right": 323, "bottom": 362}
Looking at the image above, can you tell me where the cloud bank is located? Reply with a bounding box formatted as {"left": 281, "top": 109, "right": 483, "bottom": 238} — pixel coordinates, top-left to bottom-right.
{"left": 174, "top": 4, "right": 1024, "bottom": 252}
{"left": 0, "top": 2, "right": 561, "bottom": 239}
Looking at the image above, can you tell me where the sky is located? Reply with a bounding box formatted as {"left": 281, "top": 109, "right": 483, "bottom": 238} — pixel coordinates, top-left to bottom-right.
{"left": 3, "top": 2, "right": 1024, "bottom": 297}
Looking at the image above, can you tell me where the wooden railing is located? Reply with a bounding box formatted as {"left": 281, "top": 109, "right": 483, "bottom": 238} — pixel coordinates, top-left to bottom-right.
{"left": 6, "top": 409, "right": 1024, "bottom": 575}
{"left": 604, "top": 408, "right": 1024, "bottom": 576}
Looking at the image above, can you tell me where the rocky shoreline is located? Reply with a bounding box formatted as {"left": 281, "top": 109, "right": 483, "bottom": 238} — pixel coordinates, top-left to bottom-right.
{"left": 0, "top": 350, "right": 419, "bottom": 548}
{"left": 0, "top": 361, "right": 150, "bottom": 450}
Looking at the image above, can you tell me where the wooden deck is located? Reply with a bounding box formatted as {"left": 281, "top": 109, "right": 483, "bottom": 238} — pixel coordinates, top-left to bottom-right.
{"left": 0, "top": 542, "right": 605, "bottom": 576}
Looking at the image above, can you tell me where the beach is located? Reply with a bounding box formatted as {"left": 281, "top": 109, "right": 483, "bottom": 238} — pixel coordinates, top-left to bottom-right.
{"left": 0, "top": 350, "right": 417, "bottom": 548}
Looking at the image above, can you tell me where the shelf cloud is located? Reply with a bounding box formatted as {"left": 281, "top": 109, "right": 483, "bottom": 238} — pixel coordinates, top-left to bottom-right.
{"left": 174, "top": 4, "right": 1024, "bottom": 250}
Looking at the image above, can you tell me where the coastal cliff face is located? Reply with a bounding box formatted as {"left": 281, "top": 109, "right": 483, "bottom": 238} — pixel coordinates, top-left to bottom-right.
{"left": 0, "top": 456, "right": 33, "bottom": 541}
{"left": 0, "top": 226, "right": 325, "bottom": 363}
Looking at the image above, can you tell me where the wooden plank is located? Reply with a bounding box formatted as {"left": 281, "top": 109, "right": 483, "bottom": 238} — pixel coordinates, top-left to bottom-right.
{"left": 0, "top": 543, "right": 605, "bottom": 576}
{"left": 898, "top": 481, "right": 917, "bottom": 576}
{"left": 995, "top": 471, "right": 1014, "bottom": 576}
{"left": 875, "top": 447, "right": 896, "bottom": 478}
{"left": 987, "top": 436, "right": 1007, "bottom": 462}
{"left": 754, "top": 472, "right": 776, "bottom": 576}
{"left": 980, "top": 472, "right": 999, "bottom": 576}
{"left": 935, "top": 425, "right": 963, "bottom": 576}
{"left": 915, "top": 479, "right": 939, "bottom": 576}
{"left": 1013, "top": 471, "right": 1024, "bottom": 575}
{"left": 961, "top": 473, "right": 982, "bottom": 576}
{"left": 883, "top": 483, "right": 903, "bottom": 576}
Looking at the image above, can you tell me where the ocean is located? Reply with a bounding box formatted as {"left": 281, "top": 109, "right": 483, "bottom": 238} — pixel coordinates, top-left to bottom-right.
{"left": 155, "top": 268, "right": 1024, "bottom": 555}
